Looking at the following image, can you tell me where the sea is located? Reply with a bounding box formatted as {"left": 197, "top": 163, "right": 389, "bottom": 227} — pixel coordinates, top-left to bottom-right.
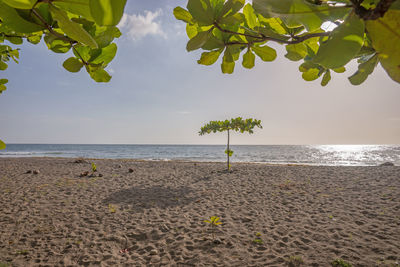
{"left": 0, "top": 144, "right": 399, "bottom": 166}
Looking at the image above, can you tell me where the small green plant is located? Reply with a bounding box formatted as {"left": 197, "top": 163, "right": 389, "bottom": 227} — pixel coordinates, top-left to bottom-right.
{"left": 80, "top": 162, "right": 99, "bottom": 177}
{"left": 16, "top": 249, "right": 29, "bottom": 255}
{"left": 252, "top": 232, "right": 263, "bottom": 244}
{"left": 0, "top": 262, "right": 10, "bottom": 267}
{"left": 91, "top": 162, "right": 97, "bottom": 173}
{"left": 108, "top": 204, "right": 117, "bottom": 213}
{"left": 331, "top": 259, "right": 352, "bottom": 267}
{"left": 199, "top": 117, "right": 262, "bottom": 171}
{"left": 287, "top": 255, "right": 304, "bottom": 267}
{"left": 204, "top": 216, "right": 222, "bottom": 240}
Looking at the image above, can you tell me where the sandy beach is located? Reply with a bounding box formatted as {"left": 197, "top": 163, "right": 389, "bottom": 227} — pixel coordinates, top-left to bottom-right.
{"left": 0, "top": 157, "right": 399, "bottom": 266}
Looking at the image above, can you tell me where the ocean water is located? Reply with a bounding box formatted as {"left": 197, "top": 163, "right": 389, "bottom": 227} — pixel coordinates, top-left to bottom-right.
{"left": 0, "top": 144, "right": 399, "bottom": 166}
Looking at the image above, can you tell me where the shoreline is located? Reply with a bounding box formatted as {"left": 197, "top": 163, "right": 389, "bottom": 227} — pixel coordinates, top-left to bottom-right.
{"left": 1, "top": 158, "right": 399, "bottom": 266}
{"left": 0, "top": 156, "right": 396, "bottom": 167}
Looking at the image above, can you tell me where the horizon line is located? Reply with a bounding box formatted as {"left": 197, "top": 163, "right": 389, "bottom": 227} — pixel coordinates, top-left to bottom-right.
{"left": 3, "top": 143, "right": 400, "bottom": 146}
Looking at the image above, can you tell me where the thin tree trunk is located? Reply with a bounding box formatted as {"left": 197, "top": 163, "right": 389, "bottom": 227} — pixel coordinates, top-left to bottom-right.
{"left": 227, "top": 129, "right": 230, "bottom": 171}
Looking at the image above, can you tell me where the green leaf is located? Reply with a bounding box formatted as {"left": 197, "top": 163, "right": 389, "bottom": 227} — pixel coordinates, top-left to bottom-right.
{"left": 173, "top": 7, "right": 193, "bottom": 24}
{"left": 89, "top": 68, "right": 111, "bottom": 82}
{"left": 53, "top": 0, "right": 93, "bottom": 21}
{"left": 360, "top": 0, "right": 378, "bottom": 9}
{"left": 285, "top": 43, "right": 307, "bottom": 61}
{"left": 252, "top": 45, "right": 277, "bottom": 61}
{"left": 0, "top": 140, "right": 5, "bottom": 150}
{"left": 198, "top": 49, "right": 222, "bottom": 65}
{"left": 302, "top": 68, "right": 320, "bottom": 81}
{"left": 36, "top": 3, "right": 52, "bottom": 24}
{"left": 321, "top": 69, "right": 331, "bottom": 86}
{"left": 44, "top": 37, "right": 72, "bottom": 53}
{"left": 0, "top": 2, "right": 45, "bottom": 33}
{"left": 93, "top": 26, "right": 121, "bottom": 48}
{"left": 219, "top": 12, "right": 244, "bottom": 25}
{"left": 187, "top": 31, "right": 211, "bottom": 52}
{"left": 2, "top": 0, "right": 35, "bottom": 9}
{"left": 299, "top": 60, "right": 319, "bottom": 72}
{"left": 0, "top": 79, "right": 7, "bottom": 94}
{"left": 89, "top": 0, "right": 126, "bottom": 26}
{"left": 313, "top": 14, "right": 365, "bottom": 69}
{"left": 225, "top": 149, "right": 233, "bottom": 156}
{"left": 210, "top": 0, "right": 225, "bottom": 18}
{"left": 186, "top": 24, "right": 198, "bottom": 39}
{"left": 202, "top": 35, "right": 225, "bottom": 50}
{"left": 90, "top": 43, "right": 117, "bottom": 65}
{"left": 242, "top": 49, "right": 255, "bottom": 69}
{"left": 366, "top": 10, "right": 400, "bottom": 83}
{"left": 333, "top": 67, "right": 346, "bottom": 73}
{"left": 187, "top": 0, "right": 214, "bottom": 25}
{"left": 221, "top": 61, "right": 235, "bottom": 73}
{"left": 348, "top": 54, "right": 378, "bottom": 85}
{"left": 253, "top": 0, "right": 351, "bottom": 31}
{"left": 49, "top": 4, "right": 98, "bottom": 49}
{"left": 5, "top": 36, "right": 22, "bottom": 45}
{"left": 243, "top": 4, "right": 258, "bottom": 29}
{"left": 0, "top": 84, "right": 6, "bottom": 93}
{"left": 63, "top": 57, "right": 84, "bottom": 73}
{"left": 221, "top": 49, "right": 235, "bottom": 74}
{"left": 73, "top": 45, "right": 91, "bottom": 61}
{"left": 226, "top": 45, "right": 241, "bottom": 61}
{"left": 220, "top": 0, "right": 245, "bottom": 18}
{"left": 0, "top": 61, "right": 8, "bottom": 71}
{"left": 259, "top": 17, "right": 288, "bottom": 35}
{"left": 27, "top": 35, "right": 41, "bottom": 44}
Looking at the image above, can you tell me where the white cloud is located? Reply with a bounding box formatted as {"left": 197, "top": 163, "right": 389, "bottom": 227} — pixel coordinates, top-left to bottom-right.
{"left": 118, "top": 10, "right": 166, "bottom": 41}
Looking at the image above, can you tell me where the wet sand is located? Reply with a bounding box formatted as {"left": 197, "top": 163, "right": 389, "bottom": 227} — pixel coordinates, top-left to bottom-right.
{"left": 0, "top": 157, "right": 399, "bottom": 266}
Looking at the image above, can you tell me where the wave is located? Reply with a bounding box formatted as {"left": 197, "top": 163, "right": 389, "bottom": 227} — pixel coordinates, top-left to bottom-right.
{"left": 0, "top": 151, "right": 67, "bottom": 156}
{"left": 0, "top": 152, "right": 34, "bottom": 156}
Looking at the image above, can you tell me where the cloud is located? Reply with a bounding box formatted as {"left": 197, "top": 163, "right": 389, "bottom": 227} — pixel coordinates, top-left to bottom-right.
{"left": 118, "top": 10, "right": 166, "bottom": 41}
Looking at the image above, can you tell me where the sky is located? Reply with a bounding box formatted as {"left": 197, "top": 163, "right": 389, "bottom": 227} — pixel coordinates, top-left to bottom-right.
{"left": 0, "top": 0, "right": 399, "bottom": 145}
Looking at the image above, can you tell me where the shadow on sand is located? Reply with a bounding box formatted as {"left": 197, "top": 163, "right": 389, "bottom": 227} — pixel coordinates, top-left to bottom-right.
{"left": 103, "top": 185, "right": 196, "bottom": 211}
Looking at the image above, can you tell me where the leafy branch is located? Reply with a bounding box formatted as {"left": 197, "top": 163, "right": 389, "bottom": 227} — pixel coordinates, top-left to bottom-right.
{"left": 174, "top": 0, "right": 400, "bottom": 85}
{"left": 214, "top": 21, "right": 331, "bottom": 46}
{"left": 0, "top": 0, "right": 127, "bottom": 89}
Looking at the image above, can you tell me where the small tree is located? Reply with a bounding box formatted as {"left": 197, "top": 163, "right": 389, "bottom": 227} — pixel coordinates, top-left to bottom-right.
{"left": 199, "top": 117, "right": 262, "bottom": 170}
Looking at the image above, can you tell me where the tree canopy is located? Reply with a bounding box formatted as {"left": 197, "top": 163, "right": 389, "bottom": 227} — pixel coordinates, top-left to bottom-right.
{"left": 174, "top": 0, "right": 400, "bottom": 86}
{"left": 199, "top": 117, "right": 263, "bottom": 135}
{"left": 0, "top": 0, "right": 128, "bottom": 95}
